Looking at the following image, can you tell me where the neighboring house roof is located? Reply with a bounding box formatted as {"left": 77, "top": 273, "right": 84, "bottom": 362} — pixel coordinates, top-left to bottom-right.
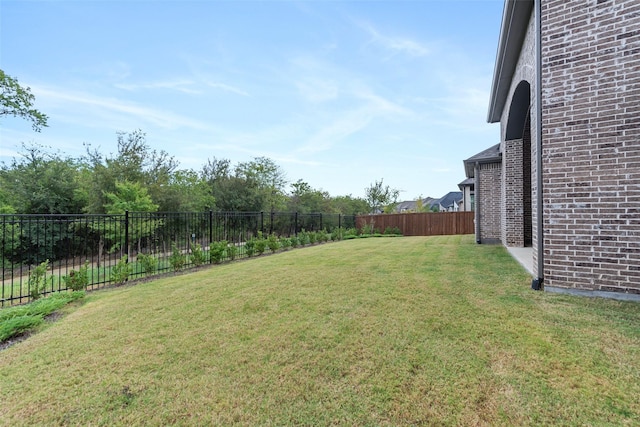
{"left": 487, "top": 0, "right": 534, "bottom": 123}
{"left": 463, "top": 143, "right": 502, "bottom": 178}
{"left": 395, "top": 193, "right": 463, "bottom": 212}
{"left": 396, "top": 200, "right": 418, "bottom": 212}
{"left": 396, "top": 197, "right": 435, "bottom": 212}
{"left": 437, "top": 191, "right": 463, "bottom": 210}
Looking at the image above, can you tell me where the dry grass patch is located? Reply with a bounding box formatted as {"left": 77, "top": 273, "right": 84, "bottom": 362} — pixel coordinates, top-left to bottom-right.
{"left": 0, "top": 236, "right": 638, "bottom": 426}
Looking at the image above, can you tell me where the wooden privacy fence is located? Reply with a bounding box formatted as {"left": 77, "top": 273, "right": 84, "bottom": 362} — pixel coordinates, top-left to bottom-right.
{"left": 356, "top": 212, "right": 474, "bottom": 236}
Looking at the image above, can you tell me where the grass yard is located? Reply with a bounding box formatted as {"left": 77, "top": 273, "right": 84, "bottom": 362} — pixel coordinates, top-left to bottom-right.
{"left": 0, "top": 235, "right": 638, "bottom": 426}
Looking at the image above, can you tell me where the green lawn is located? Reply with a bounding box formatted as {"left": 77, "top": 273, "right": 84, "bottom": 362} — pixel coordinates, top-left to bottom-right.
{"left": 1, "top": 236, "right": 638, "bottom": 426}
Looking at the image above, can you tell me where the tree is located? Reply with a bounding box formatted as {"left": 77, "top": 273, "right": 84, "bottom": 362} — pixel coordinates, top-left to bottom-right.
{"left": 330, "top": 195, "right": 369, "bottom": 215}
{"left": 0, "top": 205, "right": 20, "bottom": 267}
{"left": 0, "top": 144, "right": 86, "bottom": 214}
{"left": 288, "top": 179, "right": 331, "bottom": 213}
{"left": 201, "top": 157, "right": 231, "bottom": 186}
{"left": 160, "top": 169, "right": 215, "bottom": 212}
{"left": 103, "top": 180, "right": 159, "bottom": 214}
{"left": 102, "top": 181, "right": 162, "bottom": 257}
{"left": 201, "top": 157, "right": 264, "bottom": 212}
{"left": 414, "top": 195, "right": 429, "bottom": 213}
{"left": 235, "top": 157, "right": 287, "bottom": 212}
{"left": 83, "top": 130, "right": 178, "bottom": 213}
{"left": 364, "top": 179, "right": 400, "bottom": 214}
{"left": 0, "top": 69, "right": 48, "bottom": 131}
{"left": 213, "top": 176, "right": 264, "bottom": 212}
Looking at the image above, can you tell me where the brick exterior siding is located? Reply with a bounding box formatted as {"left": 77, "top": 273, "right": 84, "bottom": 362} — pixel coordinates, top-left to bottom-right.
{"left": 541, "top": 0, "right": 640, "bottom": 293}
{"left": 478, "top": 162, "right": 502, "bottom": 242}
{"left": 502, "top": 138, "right": 525, "bottom": 246}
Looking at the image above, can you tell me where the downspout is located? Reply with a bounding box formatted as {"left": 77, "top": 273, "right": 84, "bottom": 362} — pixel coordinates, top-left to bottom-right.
{"left": 475, "top": 162, "right": 481, "bottom": 244}
{"left": 533, "top": 0, "right": 544, "bottom": 290}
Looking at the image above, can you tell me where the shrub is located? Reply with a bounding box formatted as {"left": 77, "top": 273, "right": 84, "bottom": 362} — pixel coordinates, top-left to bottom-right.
{"left": 190, "top": 243, "right": 207, "bottom": 266}
{"left": 361, "top": 223, "right": 375, "bottom": 235}
{"left": 245, "top": 239, "right": 256, "bottom": 257}
{"left": 169, "top": 245, "right": 186, "bottom": 272}
{"left": 0, "top": 291, "right": 85, "bottom": 342}
{"left": 210, "top": 240, "right": 227, "bottom": 264}
{"left": 110, "top": 255, "right": 132, "bottom": 285}
{"left": 28, "top": 260, "right": 50, "bottom": 300}
{"left": 308, "top": 231, "right": 317, "bottom": 244}
{"left": 255, "top": 238, "right": 267, "bottom": 255}
{"left": 384, "top": 226, "right": 402, "bottom": 236}
{"left": 0, "top": 315, "right": 44, "bottom": 342}
{"left": 63, "top": 260, "right": 90, "bottom": 291}
{"left": 0, "top": 292, "right": 85, "bottom": 324}
{"left": 289, "top": 235, "right": 299, "bottom": 248}
{"left": 317, "top": 229, "right": 330, "bottom": 242}
{"left": 298, "top": 230, "right": 309, "bottom": 246}
{"left": 331, "top": 227, "right": 344, "bottom": 241}
{"left": 227, "top": 243, "right": 238, "bottom": 260}
{"left": 344, "top": 227, "right": 358, "bottom": 237}
{"left": 137, "top": 252, "right": 158, "bottom": 275}
{"left": 254, "top": 231, "right": 266, "bottom": 255}
{"left": 267, "top": 234, "right": 280, "bottom": 253}
{"left": 279, "top": 236, "right": 291, "bottom": 250}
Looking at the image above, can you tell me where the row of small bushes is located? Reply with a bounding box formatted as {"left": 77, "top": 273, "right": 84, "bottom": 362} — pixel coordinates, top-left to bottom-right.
{"left": 24, "top": 226, "right": 404, "bottom": 296}
{"left": 22, "top": 259, "right": 91, "bottom": 301}
{"left": 111, "top": 226, "right": 404, "bottom": 282}
{"left": 244, "top": 229, "right": 336, "bottom": 256}
{"left": 104, "top": 229, "right": 345, "bottom": 285}
{"left": 343, "top": 226, "right": 403, "bottom": 239}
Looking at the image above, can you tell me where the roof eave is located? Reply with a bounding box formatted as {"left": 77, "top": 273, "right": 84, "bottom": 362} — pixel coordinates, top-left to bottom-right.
{"left": 487, "top": 0, "right": 534, "bottom": 123}
{"left": 463, "top": 155, "right": 502, "bottom": 178}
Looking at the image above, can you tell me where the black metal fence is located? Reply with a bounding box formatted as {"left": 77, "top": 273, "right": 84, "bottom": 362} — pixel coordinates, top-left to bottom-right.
{"left": 0, "top": 211, "right": 355, "bottom": 306}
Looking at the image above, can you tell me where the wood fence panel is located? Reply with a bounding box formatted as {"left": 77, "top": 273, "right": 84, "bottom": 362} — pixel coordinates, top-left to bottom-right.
{"left": 355, "top": 212, "right": 474, "bottom": 236}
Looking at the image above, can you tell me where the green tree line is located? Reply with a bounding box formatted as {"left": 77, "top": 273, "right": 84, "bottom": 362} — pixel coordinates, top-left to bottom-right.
{"left": 0, "top": 130, "right": 369, "bottom": 216}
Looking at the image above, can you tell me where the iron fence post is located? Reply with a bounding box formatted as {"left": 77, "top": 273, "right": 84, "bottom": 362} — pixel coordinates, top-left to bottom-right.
{"left": 124, "top": 210, "right": 129, "bottom": 262}
{"left": 270, "top": 211, "right": 274, "bottom": 235}
{"left": 260, "top": 211, "right": 264, "bottom": 235}
{"left": 209, "top": 210, "right": 214, "bottom": 265}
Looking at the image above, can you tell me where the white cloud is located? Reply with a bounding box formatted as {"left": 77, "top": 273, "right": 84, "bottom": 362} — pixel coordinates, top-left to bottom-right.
{"left": 112, "top": 75, "right": 249, "bottom": 97}
{"left": 114, "top": 79, "right": 202, "bottom": 95}
{"left": 296, "top": 90, "right": 410, "bottom": 154}
{"left": 359, "top": 22, "right": 431, "bottom": 57}
{"left": 353, "top": 88, "right": 412, "bottom": 116}
{"left": 203, "top": 80, "right": 250, "bottom": 97}
{"left": 297, "top": 108, "right": 373, "bottom": 154}
{"left": 32, "top": 85, "right": 210, "bottom": 131}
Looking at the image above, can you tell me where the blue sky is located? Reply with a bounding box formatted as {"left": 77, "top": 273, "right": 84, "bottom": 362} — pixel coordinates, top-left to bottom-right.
{"left": 1, "top": 0, "right": 504, "bottom": 201}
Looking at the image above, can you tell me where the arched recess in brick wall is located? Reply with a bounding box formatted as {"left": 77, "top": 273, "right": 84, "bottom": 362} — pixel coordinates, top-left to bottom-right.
{"left": 506, "top": 81, "right": 531, "bottom": 140}
{"left": 504, "top": 80, "right": 532, "bottom": 247}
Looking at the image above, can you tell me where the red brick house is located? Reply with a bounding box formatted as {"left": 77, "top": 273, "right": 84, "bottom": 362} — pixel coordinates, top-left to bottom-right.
{"left": 465, "top": 0, "right": 640, "bottom": 300}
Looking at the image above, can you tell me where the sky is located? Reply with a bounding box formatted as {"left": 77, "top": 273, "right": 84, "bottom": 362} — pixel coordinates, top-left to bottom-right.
{"left": 0, "top": 0, "right": 504, "bottom": 202}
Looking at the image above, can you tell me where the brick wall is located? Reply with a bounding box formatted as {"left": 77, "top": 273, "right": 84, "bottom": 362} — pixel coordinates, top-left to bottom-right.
{"left": 478, "top": 162, "right": 502, "bottom": 242}
{"left": 541, "top": 0, "right": 640, "bottom": 293}
{"left": 502, "top": 138, "right": 525, "bottom": 246}
{"left": 523, "top": 114, "right": 533, "bottom": 246}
